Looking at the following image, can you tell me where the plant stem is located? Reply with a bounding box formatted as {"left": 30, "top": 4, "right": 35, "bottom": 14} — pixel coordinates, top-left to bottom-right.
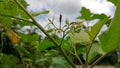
{"left": 14, "top": 0, "right": 76, "bottom": 68}
{"left": 0, "top": 14, "right": 33, "bottom": 23}
{"left": 90, "top": 55, "right": 104, "bottom": 68}
{"left": 84, "top": 46, "right": 89, "bottom": 68}
{"left": 73, "top": 45, "right": 83, "bottom": 65}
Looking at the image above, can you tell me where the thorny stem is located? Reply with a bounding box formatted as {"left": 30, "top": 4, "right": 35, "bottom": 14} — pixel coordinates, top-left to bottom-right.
{"left": 14, "top": 0, "right": 76, "bottom": 68}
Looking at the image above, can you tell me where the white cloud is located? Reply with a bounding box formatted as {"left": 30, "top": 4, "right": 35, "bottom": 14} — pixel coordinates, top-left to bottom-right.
{"left": 26, "top": 0, "right": 81, "bottom": 14}
{"left": 81, "top": 0, "right": 115, "bottom": 16}
{"left": 25, "top": 0, "right": 115, "bottom": 27}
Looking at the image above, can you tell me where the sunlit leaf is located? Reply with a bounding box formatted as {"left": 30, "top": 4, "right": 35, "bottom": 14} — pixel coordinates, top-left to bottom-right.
{"left": 69, "top": 31, "right": 91, "bottom": 45}
{"left": 88, "top": 18, "right": 109, "bottom": 41}
{"left": 39, "top": 39, "right": 55, "bottom": 51}
{"left": 99, "top": 2, "right": 120, "bottom": 53}
{"left": 87, "top": 43, "right": 105, "bottom": 62}
{"left": 0, "top": 0, "right": 28, "bottom": 28}
{"left": 91, "top": 14, "right": 108, "bottom": 20}
{"left": 77, "top": 7, "right": 92, "bottom": 21}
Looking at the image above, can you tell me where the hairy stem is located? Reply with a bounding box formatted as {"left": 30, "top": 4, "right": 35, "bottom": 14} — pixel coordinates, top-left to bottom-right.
{"left": 14, "top": 0, "right": 76, "bottom": 67}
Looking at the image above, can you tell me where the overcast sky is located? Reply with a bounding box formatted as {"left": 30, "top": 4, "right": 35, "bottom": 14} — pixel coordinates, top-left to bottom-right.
{"left": 25, "top": 0, "right": 115, "bottom": 27}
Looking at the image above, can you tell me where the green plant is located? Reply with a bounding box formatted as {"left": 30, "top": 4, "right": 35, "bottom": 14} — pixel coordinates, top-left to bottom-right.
{"left": 0, "top": 0, "right": 120, "bottom": 68}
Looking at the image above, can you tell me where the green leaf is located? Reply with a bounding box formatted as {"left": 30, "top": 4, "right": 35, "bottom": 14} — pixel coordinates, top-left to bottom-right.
{"left": 19, "top": 34, "right": 39, "bottom": 42}
{"left": 99, "top": 2, "right": 120, "bottom": 53}
{"left": 87, "top": 43, "right": 105, "bottom": 63}
{"left": 19, "top": 21, "right": 33, "bottom": 26}
{"left": 0, "top": 0, "right": 18, "bottom": 16}
{"left": 0, "top": 0, "right": 18, "bottom": 28}
{"left": 39, "top": 39, "right": 55, "bottom": 51}
{"left": 79, "top": 43, "right": 105, "bottom": 62}
{"left": 31, "top": 10, "right": 49, "bottom": 17}
{"left": 77, "top": 46, "right": 86, "bottom": 55}
{"left": 17, "top": 45, "right": 31, "bottom": 56}
{"left": 0, "top": 0, "right": 28, "bottom": 28}
{"left": 77, "top": 7, "right": 92, "bottom": 21}
{"left": 61, "top": 38, "right": 72, "bottom": 51}
{"left": 107, "top": 0, "right": 119, "bottom": 6}
{"left": 0, "top": 54, "right": 19, "bottom": 68}
{"left": 19, "top": 9, "right": 30, "bottom": 19}
{"left": 19, "top": 0, "right": 28, "bottom": 8}
{"left": 91, "top": 14, "right": 108, "bottom": 20}
{"left": 49, "top": 57, "right": 70, "bottom": 68}
{"left": 69, "top": 31, "right": 92, "bottom": 45}
{"left": 88, "top": 18, "right": 109, "bottom": 41}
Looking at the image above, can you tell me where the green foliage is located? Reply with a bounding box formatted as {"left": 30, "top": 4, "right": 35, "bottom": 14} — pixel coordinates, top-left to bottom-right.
{"left": 99, "top": 2, "right": 120, "bottom": 53}
{"left": 87, "top": 43, "right": 105, "bottom": 62}
{"left": 69, "top": 31, "right": 91, "bottom": 45}
{"left": 0, "top": 0, "right": 120, "bottom": 68}
{"left": 88, "top": 18, "right": 109, "bottom": 41}
{"left": 61, "top": 38, "right": 72, "bottom": 51}
{"left": 0, "top": 0, "right": 18, "bottom": 16}
{"left": 0, "top": 0, "right": 28, "bottom": 28}
{"left": 19, "top": 33, "right": 39, "bottom": 42}
{"left": 108, "top": 0, "right": 119, "bottom": 6}
{"left": 0, "top": 54, "right": 19, "bottom": 68}
{"left": 39, "top": 39, "right": 55, "bottom": 51}
{"left": 77, "top": 7, "right": 92, "bottom": 21}
{"left": 91, "top": 14, "right": 108, "bottom": 20}
{"left": 18, "top": 21, "right": 33, "bottom": 26}
{"left": 77, "top": 7, "right": 108, "bottom": 21}
{"left": 0, "top": 0, "right": 16, "bottom": 28}
{"left": 49, "top": 57, "right": 70, "bottom": 68}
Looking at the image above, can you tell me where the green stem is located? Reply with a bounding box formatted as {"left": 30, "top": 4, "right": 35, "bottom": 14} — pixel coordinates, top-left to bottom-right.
{"left": 84, "top": 46, "right": 89, "bottom": 68}
{"left": 90, "top": 55, "right": 104, "bottom": 68}
{"left": 0, "top": 14, "right": 33, "bottom": 23}
{"left": 59, "top": 31, "right": 66, "bottom": 46}
{"left": 73, "top": 45, "right": 83, "bottom": 65}
{"left": 14, "top": 0, "right": 76, "bottom": 68}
